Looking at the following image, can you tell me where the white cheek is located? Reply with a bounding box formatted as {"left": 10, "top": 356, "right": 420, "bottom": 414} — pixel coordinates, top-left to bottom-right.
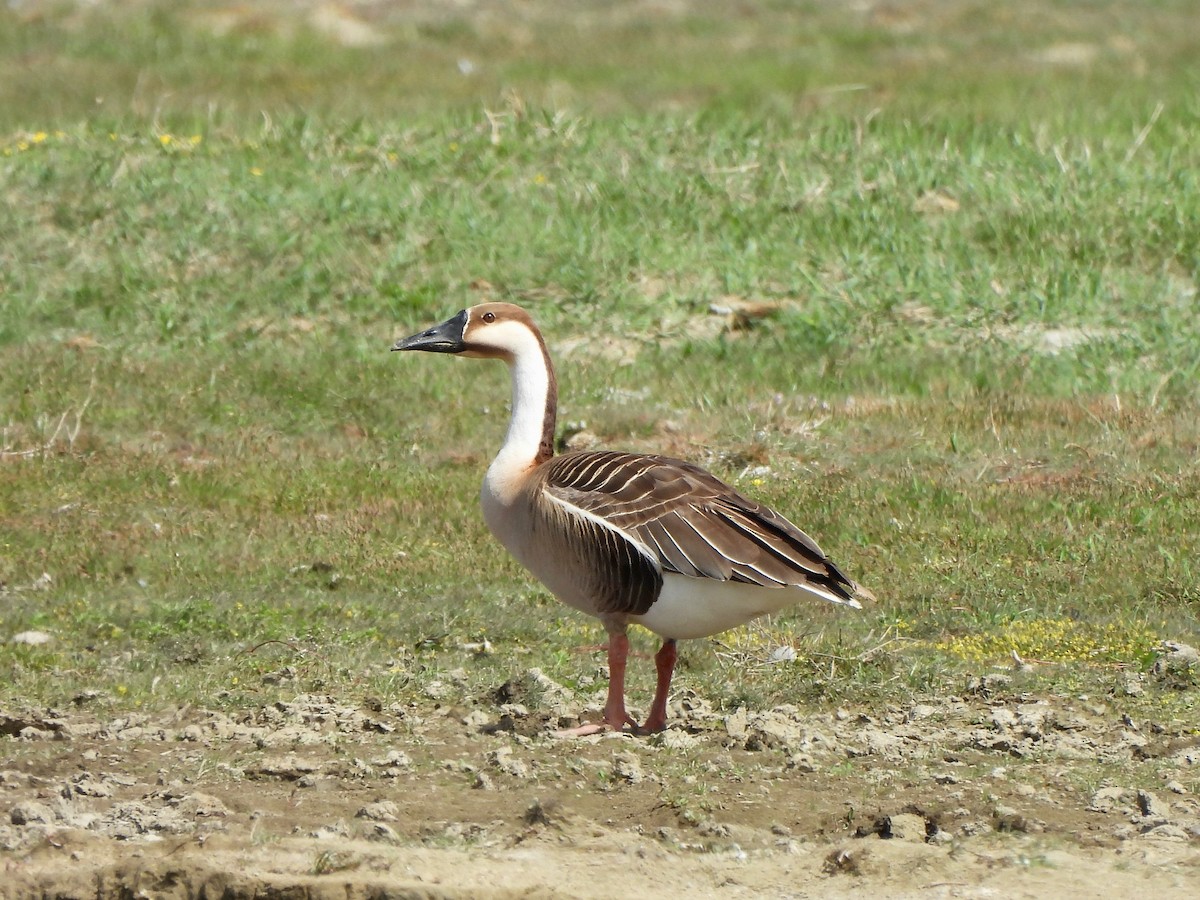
{"left": 470, "top": 320, "right": 539, "bottom": 356}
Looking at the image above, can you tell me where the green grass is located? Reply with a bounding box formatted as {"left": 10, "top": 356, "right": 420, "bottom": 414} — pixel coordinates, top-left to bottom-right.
{"left": 1, "top": 1, "right": 1198, "bottom": 721}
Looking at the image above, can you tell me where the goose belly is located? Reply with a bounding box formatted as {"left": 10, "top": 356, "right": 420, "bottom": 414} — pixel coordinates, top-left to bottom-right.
{"left": 631, "top": 574, "right": 818, "bottom": 641}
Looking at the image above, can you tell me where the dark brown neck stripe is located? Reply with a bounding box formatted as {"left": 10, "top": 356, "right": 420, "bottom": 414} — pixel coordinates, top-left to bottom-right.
{"left": 536, "top": 334, "right": 557, "bottom": 465}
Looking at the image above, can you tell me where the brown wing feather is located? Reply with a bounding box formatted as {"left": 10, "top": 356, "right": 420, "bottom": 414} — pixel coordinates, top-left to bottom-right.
{"left": 539, "top": 450, "right": 856, "bottom": 603}
{"left": 533, "top": 487, "right": 663, "bottom": 616}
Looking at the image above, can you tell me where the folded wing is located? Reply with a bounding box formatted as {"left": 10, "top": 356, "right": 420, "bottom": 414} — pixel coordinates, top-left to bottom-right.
{"left": 539, "top": 450, "right": 859, "bottom": 608}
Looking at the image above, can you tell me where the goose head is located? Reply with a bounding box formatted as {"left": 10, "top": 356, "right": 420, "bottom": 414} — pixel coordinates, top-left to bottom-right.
{"left": 392, "top": 302, "right": 542, "bottom": 362}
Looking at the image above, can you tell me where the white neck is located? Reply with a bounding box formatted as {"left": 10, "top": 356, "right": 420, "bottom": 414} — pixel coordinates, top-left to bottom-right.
{"left": 482, "top": 323, "right": 556, "bottom": 503}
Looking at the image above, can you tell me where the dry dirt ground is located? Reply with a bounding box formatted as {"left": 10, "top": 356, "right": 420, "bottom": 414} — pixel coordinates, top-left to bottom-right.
{"left": 3, "top": 665, "right": 1200, "bottom": 899}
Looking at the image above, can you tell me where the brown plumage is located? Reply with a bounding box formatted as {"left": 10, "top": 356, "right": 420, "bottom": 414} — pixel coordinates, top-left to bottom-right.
{"left": 393, "top": 302, "right": 873, "bottom": 734}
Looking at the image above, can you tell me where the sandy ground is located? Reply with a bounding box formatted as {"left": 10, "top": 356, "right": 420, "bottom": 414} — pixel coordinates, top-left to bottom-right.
{"left": 3, "top": 666, "right": 1200, "bottom": 898}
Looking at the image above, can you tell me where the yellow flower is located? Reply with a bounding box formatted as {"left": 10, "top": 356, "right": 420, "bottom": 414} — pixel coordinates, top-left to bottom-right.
{"left": 250, "top": 167, "right": 263, "bottom": 177}
{"left": 533, "top": 173, "right": 547, "bottom": 185}
{"left": 159, "top": 134, "right": 173, "bottom": 146}
{"left": 31, "top": 132, "right": 47, "bottom": 143}
{"left": 188, "top": 135, "right": 202, "bottom": 145}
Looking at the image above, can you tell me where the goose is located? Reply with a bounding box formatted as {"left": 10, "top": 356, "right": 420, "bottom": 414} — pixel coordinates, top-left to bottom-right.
{"left": 393, "top": 302, "right": 873, "bottom": 734}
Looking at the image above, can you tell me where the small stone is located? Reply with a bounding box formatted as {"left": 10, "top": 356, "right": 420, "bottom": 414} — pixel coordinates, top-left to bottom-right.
{"left": 71, "top": 776, "right": 113, "bottom": 798}
{"left": 174, "top": 792, "right": 229, "bottom": 819}
{"left": 958, "top": 820, "right": 992, "bottom": 837}
{"left": 650, "top": 729, "right": 698, "bottom": 751}
{"left": 355, "top": 800, "right": 400, "bottom": 822}
{"left": 367, "top": 822, "right": 401, "bottom": 844}
{"left": 462, "top": 709, "right": 491, "bottom": 729}
{"left": 698, "top": 820, "right": 732, "bottom": 838}
{"left": 252, "top": 755, "right": 323, "bottom": 780}
{"left": 372, "top": 749, "right": 412, "bottom": 769}
{"left": 10, "top": 802, "right": 55, "bottom": 826}
{"left": 1088, "top": 786, "right": 1131, "bottom": 814}
{"left": 1119, "top": 674, "right": 1145, "bottom": 696}
{"left": 724, "top": 708, "right": 749, "bottom": 740}
{"left": 785, "top": 753, "right": 817, "bottom": 773}
{"left": 312, "top": 822, "right": 350, "bottom": 840}
{"left": 1136, "top": 790, "right": 1168, "bottom": 818}
{"left": 1151, "top": 641, "right": 1200, "bottom": 677}
{"left": 743, "top": 709, "right": 807, "bottom": 752}
{"left": 907, "top": 704, "right": 938, "bottom": 721}
{"left": 487, "top": 747, "right": 529, "bottom": 778}
{"left": 990, "top": 708, "right": 1018, "bottom": 729}
{"left": 612, "top": 752, "right": 644, "bottom": 784}
{"left": 858, "top": 728, "right": 904, "bottom": 758}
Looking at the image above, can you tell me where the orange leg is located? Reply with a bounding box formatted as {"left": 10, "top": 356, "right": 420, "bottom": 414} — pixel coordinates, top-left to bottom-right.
{"left": 641, "top": 639, "right": 677, "bottom": 733}
{"left": 603, "top": 632, "right": 639, "bottom": 731}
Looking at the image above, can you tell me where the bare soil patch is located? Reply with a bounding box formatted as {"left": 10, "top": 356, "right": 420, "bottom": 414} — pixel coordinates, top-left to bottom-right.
{"left": 3, "top": 674, "right": 1199, "bottom": 898}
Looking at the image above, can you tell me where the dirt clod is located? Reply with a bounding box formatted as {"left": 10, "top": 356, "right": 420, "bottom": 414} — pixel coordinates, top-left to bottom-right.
{"left": 823, "top": 846, "right": 867, "bottom": 876}
{"left": 882, "top": 813, "right": 928, "bottom": 842}
{"left": 612, "top": 751, "right": 645, "bottom": 783}
{"left": 355, "top": 800, "right": 400, "bottom": 822}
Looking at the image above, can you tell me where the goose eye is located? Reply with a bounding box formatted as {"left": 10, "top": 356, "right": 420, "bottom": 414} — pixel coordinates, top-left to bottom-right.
{"left": 482, "top": 311, "right": 496, "bottom": 323}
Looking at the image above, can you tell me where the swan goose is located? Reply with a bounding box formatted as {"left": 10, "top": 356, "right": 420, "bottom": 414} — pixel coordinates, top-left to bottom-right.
{"left": 393, "top": 302, "right": 872, "bottom": 733}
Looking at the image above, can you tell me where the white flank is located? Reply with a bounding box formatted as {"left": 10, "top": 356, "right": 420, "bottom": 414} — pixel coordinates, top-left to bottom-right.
{"left": 633, "top": 574, "right": 859, "bottom": 641}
